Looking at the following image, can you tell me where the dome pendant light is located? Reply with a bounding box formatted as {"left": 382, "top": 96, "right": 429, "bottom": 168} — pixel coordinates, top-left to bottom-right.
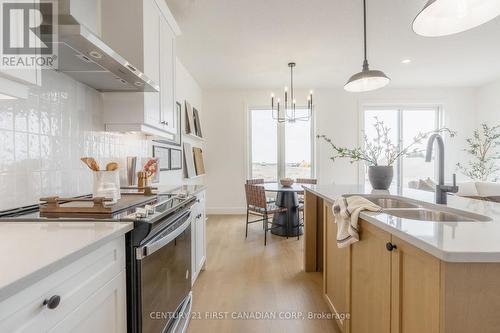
{"left": 413, "top": 0, "right": 500, "bottom": 37}
{"left": 344, "top": 0, "right": 390, "bottom": 93}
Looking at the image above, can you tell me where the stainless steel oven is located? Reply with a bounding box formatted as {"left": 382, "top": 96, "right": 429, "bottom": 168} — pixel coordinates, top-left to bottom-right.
{"left": 133, "top": 208, "right": 193, "bottom": 333}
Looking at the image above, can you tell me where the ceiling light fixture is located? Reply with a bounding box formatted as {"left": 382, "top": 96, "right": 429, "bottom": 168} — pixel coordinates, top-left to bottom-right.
{"left": 270, "top": 62, "right": 313, "bottom": 123}
{"left": 344, "top": 0, "right": 390, "bottom": 93}
{"left": 413, "top": 0, "right": 500, "bottom": 37}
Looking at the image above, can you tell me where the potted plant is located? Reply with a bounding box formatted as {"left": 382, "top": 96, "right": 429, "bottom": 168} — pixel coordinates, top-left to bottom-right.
{"left": 318, "top": 117, "right": 455, "bottom": 190}
{"left": 457, "top": 123, "right": 500, "bottom": 182}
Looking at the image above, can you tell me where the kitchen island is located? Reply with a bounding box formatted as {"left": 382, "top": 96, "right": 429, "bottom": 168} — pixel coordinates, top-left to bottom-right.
{"left": 303, "top": 184, "right": 500, "bottom": 333}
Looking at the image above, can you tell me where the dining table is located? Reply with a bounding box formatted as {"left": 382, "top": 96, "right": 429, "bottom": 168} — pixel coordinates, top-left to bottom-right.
{"left": 260, "top": 182, "right": 304, "bottom": 237}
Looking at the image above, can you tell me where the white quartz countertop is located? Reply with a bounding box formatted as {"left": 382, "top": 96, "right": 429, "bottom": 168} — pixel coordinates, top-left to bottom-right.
{"left": 0, "top": 221, "right": 133, "bottom": 302}
{"left": 304, "top": 184, "right": 500, "bottom": 263}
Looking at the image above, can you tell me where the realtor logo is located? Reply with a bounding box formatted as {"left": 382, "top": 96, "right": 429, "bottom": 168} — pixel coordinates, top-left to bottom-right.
{"left": 1, "top": 0, "right": 57, "bottom": 69}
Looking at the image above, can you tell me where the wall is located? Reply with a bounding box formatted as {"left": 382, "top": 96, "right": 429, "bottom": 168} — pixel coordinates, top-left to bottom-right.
{"left": 157, "top": 59, "right": 204, "bottom": 186}
{"left": 203, "top": 87, "right": 477, "bottom": 214}
{"left": 0, "top": 70, "right": 149, "bottom": 211}
{"left": 476, "top": 78, "right": 500, "bottom": 125}
{"left": 0, "top": 58, "right": 203, "bottom": 211}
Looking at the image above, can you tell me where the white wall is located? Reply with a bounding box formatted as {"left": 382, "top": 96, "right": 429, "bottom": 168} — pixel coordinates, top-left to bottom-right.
{"left": 0, "top": 58, "right": 203, "bottom": 211}
{"left": 0, "top": 70, "right": 150, "bottom": 211}
{"left": 158, "top": 59, "right": 204, "bottom": 186}
{"left": 476, "top": 78, "right": 500, "bottom": 125}
{"left": 203, "top": 86, "right": 477, "bottom": 214}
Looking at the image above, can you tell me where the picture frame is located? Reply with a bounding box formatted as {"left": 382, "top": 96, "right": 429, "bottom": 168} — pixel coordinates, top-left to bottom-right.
{"left": 153, "top": 145, "right": 170, "bottom": 171}
{"left": 169, "top": 148, "right": 183, "bottom": 170}
{"left": 185, "top": 101, "right": 196, "bottom": 135}
{"left": 193, "top": 107, "right": 203, "bottom": 138}
{"left": 152, "top": 102, "right": 182, "bottom": 146}
{"left": 183, "top": 142, "right": 196, "bottom": 178}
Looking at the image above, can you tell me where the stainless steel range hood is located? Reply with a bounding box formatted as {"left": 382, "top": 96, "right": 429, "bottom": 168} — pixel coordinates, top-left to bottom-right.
{"left": 41, "top": 1, "right": 159, "bottom": 92}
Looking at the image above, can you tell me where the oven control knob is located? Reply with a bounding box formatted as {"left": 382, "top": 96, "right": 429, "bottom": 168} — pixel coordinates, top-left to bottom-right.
{"left": 135, "top": 208, "right": 148, "bottom": 219}
{"left": 145, "top": 205, "right": 155, "bottom": 215}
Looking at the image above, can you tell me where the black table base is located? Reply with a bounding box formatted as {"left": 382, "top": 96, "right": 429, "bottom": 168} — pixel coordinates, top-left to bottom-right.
{"left": 271, "top": 191, "right": 303, "bottom": 237}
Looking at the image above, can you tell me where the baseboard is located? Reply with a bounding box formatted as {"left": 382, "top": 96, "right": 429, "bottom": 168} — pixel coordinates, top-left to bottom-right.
{"left": 207, "top": 207, "right": 246, "bottom": 215}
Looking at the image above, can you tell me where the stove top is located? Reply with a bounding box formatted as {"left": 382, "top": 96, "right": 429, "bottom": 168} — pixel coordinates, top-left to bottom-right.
{"left": 0, "top": 193, "right": 193, "bottom": 223}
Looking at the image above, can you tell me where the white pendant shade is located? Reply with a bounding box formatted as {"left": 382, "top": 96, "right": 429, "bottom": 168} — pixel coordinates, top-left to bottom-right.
{"left": 344, "top": 69, "right": 390, "bottom": 93}
{"left": 413, "top": 0, "right": 500, "bottom": 37}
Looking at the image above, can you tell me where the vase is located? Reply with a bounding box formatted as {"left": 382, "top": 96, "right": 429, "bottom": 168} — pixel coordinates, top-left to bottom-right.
{"left": 368, "top": 166, "right": 394, "bottom": 190}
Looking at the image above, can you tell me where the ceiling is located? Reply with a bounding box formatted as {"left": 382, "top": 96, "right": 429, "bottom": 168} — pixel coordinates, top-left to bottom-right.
{"left": 165, "top": 0, "right": 500, "bottom": 90}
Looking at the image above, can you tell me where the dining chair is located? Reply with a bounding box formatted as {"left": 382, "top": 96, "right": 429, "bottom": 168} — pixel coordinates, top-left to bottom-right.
{"left": 296, "top": 178, "right": 318, "bottom": 203}
{"left": 295, "top": 179, "right": 317, "bottom": 240}
{"left": 246, "top": 179, "right": 275, "bottom": 203}
{"left": 244, "top": 184, "right": 287, "bottom": 246}
{"left": 296, "top": 178, "right": 318, "bottom": 185}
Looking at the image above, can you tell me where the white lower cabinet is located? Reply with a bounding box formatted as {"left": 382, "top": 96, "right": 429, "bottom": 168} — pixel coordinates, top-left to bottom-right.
{"left": 191, "top": 190, "right": 207, "bottom": 285}
{"left": 0, "top": 236, "right": 127, "bottom": 333}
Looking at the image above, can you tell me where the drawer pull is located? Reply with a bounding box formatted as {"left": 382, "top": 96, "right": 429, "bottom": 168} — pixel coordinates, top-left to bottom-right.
{"left": 43, "top": 295, "right": 61, "bottom": 309}
{"left": 386, "top": 242, "right": 397, "bottom": 252}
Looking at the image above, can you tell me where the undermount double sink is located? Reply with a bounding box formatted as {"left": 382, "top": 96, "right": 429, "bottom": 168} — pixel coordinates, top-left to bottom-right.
{"left": 358, "top": 196, "right": 492, "bottom": 222}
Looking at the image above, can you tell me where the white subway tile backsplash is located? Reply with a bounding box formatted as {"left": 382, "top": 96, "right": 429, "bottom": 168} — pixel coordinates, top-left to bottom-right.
{"left": 0, "top": 70, "right": 149, "bottom": 211}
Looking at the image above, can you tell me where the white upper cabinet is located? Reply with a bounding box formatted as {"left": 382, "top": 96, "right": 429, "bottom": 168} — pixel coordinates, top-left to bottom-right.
{"left": 159, "top": 17, "right": 177, "bottom": 133}
{"left": 101, "top": 0, "right": 180, "bottom": 137}
{"left": 0, "top": 0, "right": 40, "bottom": 87}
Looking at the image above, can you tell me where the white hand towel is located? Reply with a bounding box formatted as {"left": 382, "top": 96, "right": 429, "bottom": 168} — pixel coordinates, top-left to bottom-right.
{"left": 332, "top": 196, "right": 382, "bottom": 248}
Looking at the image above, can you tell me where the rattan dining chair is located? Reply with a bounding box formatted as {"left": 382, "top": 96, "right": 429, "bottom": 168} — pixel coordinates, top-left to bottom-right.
{"left": 296, "top": 178, "right": 317, "bottom": 203}
{"left": 246, "top": 179, "right": 275, "bottom": 203}
{"left": 244, "top": 184, "right": 287, "bottom": 246}
{"left": 295, "top": 179, "right": 317, "bottom": 240}
{"left": 296, "top": 178, "right": 318, "bottom": 185}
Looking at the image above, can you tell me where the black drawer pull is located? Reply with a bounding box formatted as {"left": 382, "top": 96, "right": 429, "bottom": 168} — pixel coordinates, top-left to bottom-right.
{"left": 386, "top": 242, "right": 397, "bottom": 252}
{"left": 43, "top": 295, "right": 61, "bottom": 309}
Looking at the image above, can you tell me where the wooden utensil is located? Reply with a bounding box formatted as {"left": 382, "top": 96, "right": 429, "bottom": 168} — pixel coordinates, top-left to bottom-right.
{"left": 81, "top": 157, "right": 100, "bottom": 171}
{"left": 106, "top": 162, "right": 119, "bottom": 171}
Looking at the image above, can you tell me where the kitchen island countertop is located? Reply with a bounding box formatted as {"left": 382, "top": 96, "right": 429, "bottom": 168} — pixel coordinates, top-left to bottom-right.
{"left": 304, "top": 184, "right": 500, "bottom": 262}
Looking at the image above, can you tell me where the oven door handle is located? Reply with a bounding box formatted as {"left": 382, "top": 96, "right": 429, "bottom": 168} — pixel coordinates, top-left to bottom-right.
{"left": 136, "top": 211, "right": 192, "bottom": 260}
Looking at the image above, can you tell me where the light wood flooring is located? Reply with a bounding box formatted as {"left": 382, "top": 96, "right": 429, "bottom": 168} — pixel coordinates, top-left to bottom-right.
{"left": 186, "top": 215, "right": 339, "bottom": 333}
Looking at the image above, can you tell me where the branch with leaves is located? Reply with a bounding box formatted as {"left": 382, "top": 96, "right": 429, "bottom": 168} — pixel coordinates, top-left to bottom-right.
{"left": 318, "top": 117, "right": 455, "bottom": 166}
{"left": 457, "top": 123, "right": 500, "bottom": 182}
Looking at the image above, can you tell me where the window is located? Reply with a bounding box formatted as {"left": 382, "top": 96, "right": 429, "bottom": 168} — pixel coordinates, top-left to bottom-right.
{"left": 362, "top": 106, "right": 440, "bottom": 188}
{"left": 249, "top": 108, "right": 314, "bottom": 181}
{"left": 250, "top": 109, "right": 278, "bottom": 182}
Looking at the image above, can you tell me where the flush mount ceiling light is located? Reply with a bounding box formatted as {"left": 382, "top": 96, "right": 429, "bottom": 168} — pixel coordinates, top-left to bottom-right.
{"left": 413, "top": 0, "right": 500, "bottom": 37}
{"left": 344, "top": 0, "right": 390, "bottom": 93}
{"left": 270, "top": 62, "right": 313, "bottom": 123}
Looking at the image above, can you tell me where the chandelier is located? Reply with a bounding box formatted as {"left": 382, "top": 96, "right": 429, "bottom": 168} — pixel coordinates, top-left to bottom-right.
{"left": 270, "top": 62, "right": 313, "bottom": 123}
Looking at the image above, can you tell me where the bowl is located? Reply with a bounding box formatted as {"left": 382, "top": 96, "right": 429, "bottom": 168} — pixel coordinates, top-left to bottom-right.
{"left": 280, "top": 178, "right": 294, "bottom": 187}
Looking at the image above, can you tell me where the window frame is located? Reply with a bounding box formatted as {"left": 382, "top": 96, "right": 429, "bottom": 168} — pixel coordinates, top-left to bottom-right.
{"left": 247, "top": 107, "right": 316, "bottom": 181}
{"left": 358, "top": 103, "right": 443, "bottom": 188}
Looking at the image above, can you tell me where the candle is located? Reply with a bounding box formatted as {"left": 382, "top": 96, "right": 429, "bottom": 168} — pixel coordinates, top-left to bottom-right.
{"left": 284, "top": 87, "right": 288, "bottom": 109}
{"left": 271, "top": 93, "right": 274, "bottom": 110}
{"left": 310, "top": 90, "right": 313, "bottom": 106}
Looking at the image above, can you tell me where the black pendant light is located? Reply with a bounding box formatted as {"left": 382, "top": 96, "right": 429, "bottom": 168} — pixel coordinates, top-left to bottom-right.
{"left": 344, "top": 0, "right": 390, "bottom": 93}
{"left": 413, "top": 0, "right": 500, "bottom": 37}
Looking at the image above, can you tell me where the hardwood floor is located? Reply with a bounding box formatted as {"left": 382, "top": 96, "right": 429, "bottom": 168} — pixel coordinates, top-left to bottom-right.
{"left": 187, "top": 215, "right": 339, "bottom": 333}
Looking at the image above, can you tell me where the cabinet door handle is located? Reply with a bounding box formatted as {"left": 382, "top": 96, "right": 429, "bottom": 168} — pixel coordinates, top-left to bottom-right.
{"left": 386, "top": 242, "right": 397, "bottom": 252}
{"left": 43, "top": 295, "right": 61, "bottom": 309}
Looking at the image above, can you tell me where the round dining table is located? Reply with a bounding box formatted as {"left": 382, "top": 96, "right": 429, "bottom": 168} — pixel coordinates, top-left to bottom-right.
{"left": 261, "top": 183, "right": 304, "bottom": 237}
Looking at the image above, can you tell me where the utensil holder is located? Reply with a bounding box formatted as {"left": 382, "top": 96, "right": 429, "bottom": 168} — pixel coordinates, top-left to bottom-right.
{"left": 93, "top": 170, "right": 121, "bottom": 203}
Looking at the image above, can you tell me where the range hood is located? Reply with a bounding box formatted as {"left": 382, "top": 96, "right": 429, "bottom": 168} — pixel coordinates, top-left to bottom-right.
{"left": 41, "top": 1, "right": 159, "bottom": 92}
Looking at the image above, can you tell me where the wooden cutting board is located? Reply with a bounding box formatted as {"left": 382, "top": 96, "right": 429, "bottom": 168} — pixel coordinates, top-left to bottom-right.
{"left": 193, "top": 147, "right": 205, "bottom": 175}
